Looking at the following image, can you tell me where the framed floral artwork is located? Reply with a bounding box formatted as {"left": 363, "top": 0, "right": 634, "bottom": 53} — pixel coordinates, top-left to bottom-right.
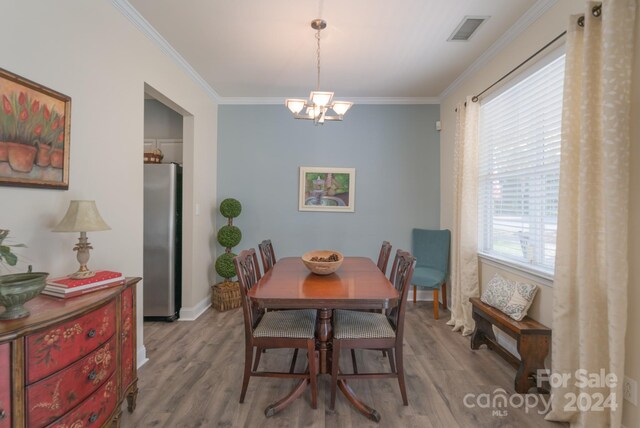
{"left": 0, "top": 67, "right": 71, "bottom": 189}
{"left": 299, "top": 166, "right": 355, "bottom": 212}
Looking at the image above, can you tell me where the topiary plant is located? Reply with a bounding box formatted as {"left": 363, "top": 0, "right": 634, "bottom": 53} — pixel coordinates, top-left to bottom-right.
{"left": 217, "top": 225, "right": 242, "bottom": 248}
{"left": 215, "top": 252, "right": 237, "bottom": 279}
{"left": 220, "top": 198, "right": 242, "bottom": 219}
{"left": 215, "top": 198, "right": 242, "bottom": 282}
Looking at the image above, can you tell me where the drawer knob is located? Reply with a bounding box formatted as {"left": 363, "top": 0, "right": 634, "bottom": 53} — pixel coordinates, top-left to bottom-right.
{"left": 88, "top": 370, "right": 97, "bottom": 381}
{"left": 87, "top": 329, "right": 96, "bottom": 338}
{"left": 0, "top": 409, "right": 5, "bottom": 420}
{"left": 88, "top": 413, "right": 98, "bottom": 424}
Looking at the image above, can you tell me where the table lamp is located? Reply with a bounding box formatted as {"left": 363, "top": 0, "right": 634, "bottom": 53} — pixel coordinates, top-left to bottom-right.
{"left": 53, "top": 200, "right": 111, "bottom": 279}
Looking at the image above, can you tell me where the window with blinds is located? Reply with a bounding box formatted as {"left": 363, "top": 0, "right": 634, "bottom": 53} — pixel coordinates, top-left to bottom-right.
{"left": 478, "top": 54, "right": 565, "bottom": 276}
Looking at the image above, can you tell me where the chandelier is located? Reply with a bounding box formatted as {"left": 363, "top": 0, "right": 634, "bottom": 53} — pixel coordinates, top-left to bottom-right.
{"left": 285, "top": 19, "right": 353, "bottom": 125}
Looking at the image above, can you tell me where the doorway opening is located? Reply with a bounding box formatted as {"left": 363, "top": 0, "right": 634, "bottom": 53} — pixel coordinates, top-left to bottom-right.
{"left": 142, "top": 86, "right": 186, "bottom": 322}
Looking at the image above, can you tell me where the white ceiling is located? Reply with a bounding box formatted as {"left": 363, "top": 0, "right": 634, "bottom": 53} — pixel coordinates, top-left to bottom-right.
{"left": 125, "top": 0, "right": 545, "bottom": 102}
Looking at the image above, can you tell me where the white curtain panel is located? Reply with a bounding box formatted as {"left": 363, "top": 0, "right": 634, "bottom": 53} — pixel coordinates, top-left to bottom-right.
{"left": 446, "top": 96, "right": 480, "bottom": 336}
{"left": 546, "top": 1, "right": 636, "bottom": 426}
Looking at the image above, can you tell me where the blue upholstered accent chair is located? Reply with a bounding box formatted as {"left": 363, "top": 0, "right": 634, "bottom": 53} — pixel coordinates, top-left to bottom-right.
{"left": 411, "top": 228, "right": 451, "bottom": 319}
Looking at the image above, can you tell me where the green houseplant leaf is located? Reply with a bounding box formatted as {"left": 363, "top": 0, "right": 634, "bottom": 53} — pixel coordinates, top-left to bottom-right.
{"left": 0, "top": 230, "right": 26, "bottom": 268}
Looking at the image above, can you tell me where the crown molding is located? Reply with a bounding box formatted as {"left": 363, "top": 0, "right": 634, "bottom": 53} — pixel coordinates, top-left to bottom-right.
{"left": 345, "top": 97, "right": 440, "bottom": 105}
{"left": 219, "top": 96, "right": 440, "bottom": 105}
{"left": 439, "top": 0, "right": 559, "bottom": 100}
{"left": 110, "top": 0, "right": 221, "bottom": 103}
{"left": 220, "top": 97, "right": 285, "bottom": 105}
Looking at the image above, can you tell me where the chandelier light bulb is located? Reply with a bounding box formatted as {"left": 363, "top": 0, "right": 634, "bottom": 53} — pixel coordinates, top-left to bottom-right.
{"left": 332, "top": 101, "right": 353, "bottom": 116}
{"left": 310, "top": 91, "right": 333, "bottom": 108}
{"left": 286, "top": 99, "right": 306, "bottom": 114}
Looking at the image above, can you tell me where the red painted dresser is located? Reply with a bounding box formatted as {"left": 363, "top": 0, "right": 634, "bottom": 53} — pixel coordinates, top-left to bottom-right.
{"left": 0, "top": 277, "right": 140, "bottom": 428}
{"left": 0, "top": 342, "right": 10, "bottom": 427}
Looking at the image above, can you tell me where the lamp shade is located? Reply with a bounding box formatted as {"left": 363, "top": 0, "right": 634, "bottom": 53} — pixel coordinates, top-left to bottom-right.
{"left": 52, "top": 200, "right": 111, "bottom": 232}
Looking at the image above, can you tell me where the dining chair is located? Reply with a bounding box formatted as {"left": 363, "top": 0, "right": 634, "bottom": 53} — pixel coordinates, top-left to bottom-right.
{"left": 330, "top": 250, "right": 416, "bottom": 409}
{"left": 376, "top": 241, "right": 392, "bottom": 275}
{"left": 258, "top": 239, "right": 276, "bottom": 273}
{"left": 348, "top": 241, "right": 393, "bottom": 371}
{"left": 411, "top": 228, "right": 451, "bottom": 319}
{"left": 233, "top": 249, "right": 318, "bottom": 409}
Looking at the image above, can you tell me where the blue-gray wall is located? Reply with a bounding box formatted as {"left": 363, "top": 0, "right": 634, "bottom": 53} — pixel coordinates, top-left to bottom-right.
{"left": 217, "top": 104, "right": 440, "bottom": 269}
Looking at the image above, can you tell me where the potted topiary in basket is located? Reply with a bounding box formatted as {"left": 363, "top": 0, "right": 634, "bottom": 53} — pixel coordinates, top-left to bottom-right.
{"left": 212, "top": 199, "right": 242, "bottom": 311}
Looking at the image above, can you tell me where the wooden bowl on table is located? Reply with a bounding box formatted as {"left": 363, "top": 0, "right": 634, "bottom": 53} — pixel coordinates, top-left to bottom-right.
{"left": 302, "top": 250, "right": 344, "bottom": 275}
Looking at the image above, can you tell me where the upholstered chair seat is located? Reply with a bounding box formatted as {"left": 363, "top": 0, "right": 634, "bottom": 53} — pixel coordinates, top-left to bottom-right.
{"left": 411, "top": 266, "right": 446, "bottom": 289}
{"left": 333, "top": 310, "right": 396, "bottom": 339}
{"left": 253, "top": 309, "right": 316, "bottom": 338}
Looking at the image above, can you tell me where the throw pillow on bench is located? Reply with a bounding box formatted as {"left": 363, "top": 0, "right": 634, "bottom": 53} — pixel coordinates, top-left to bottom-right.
{"left": 480, "top": 273, "right": 538, "bottom": 321}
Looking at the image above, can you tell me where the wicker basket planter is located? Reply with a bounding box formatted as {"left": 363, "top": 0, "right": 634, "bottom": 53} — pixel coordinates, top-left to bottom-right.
{"left": 211, "top": 281, "right": 241, "bottom": 311}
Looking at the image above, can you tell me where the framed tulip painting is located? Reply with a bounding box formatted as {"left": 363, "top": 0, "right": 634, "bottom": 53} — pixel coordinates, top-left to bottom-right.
{"left": 299, "top": 166, "right": 355, "bottom": 212}
{"left": 0, "top": 67, "right": 71, "bottom": 189}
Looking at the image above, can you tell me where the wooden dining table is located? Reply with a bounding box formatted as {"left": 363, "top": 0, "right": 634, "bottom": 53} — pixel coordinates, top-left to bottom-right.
{"left": 248, "top": 256, "right": 400, "bottom": 422}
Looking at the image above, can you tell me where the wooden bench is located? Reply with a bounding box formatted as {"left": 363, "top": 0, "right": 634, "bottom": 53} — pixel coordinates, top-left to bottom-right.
{"left": 469, "top": 297, "right": 551, "bottom": 393}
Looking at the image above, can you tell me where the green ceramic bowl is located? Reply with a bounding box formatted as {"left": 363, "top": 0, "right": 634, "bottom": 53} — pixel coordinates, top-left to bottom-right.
{"left": 0, "top": 272, "right": 48, "bottom": 320}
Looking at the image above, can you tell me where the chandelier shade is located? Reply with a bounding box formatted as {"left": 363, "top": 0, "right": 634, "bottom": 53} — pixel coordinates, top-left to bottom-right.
{"left": 285, "top": 19, "right": 353, "bottom": 125}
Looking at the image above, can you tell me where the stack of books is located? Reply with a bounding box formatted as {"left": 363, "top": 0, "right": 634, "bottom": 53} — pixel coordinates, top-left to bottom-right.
{"left": 42, "top": 270, "right": 125, "bottom": 299}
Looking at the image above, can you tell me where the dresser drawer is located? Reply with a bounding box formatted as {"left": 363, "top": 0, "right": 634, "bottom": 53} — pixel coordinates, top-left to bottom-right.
{"left": 0, "top": 342, "right": 10, "bottom": 428}
{"left": 27, "top": 337, "right": 116, "bottom": 428}
{"left": 26, "top": 301, "right": 116, "bottom": 384}
{"left": 121, "top": 286, "right": 134, "bottom": 391}
{"left": 46, "top": 373, "right": 117, "bottom": 428}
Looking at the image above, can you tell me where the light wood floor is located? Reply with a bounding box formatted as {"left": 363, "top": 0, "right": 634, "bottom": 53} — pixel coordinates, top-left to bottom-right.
{"left": 119, "top": 303, "right": 565, "bottom": 428}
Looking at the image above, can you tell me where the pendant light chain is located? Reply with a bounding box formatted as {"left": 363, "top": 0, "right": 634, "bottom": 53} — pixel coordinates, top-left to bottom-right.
{"left": 316, "top": 27, "right": 321, "bottom": 91}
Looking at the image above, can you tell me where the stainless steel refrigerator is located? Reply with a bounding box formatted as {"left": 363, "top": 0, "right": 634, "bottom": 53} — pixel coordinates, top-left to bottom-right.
{"left": 143, "top": 163, "right": 182, "bottom": 321}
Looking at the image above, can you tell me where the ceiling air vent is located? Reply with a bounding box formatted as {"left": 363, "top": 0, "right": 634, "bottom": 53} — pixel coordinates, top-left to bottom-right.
{"left": 448, "top": 16, "right": 489, "bottom": 41}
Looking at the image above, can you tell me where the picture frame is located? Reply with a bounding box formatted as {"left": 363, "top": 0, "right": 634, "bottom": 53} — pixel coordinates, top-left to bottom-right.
{"left": 299, "top": 166, "right": 355, "bottom": 212}
{"left": 0, "top": 67, "right": 71, "bottom": 189}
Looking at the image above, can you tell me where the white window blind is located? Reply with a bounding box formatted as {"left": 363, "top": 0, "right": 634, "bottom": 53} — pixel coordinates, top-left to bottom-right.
{"left": 478, "top": 54, "right": 565, "bottom": 275}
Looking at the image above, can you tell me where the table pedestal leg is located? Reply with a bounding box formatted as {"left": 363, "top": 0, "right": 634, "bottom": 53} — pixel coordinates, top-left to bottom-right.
{"left": 265, "top": 347, "right": 323, "bottom": 417}
{"left": 265, "top": 379, "right": 309, "bottom": 417}
{"left": 263, "top": 307, "right": 382, "bottom": 422}
{"left": 317, "top": 308, "right": 332, "bottom": 374}
{"left": 338, "top": 380, "right": 381, "bottom": 422}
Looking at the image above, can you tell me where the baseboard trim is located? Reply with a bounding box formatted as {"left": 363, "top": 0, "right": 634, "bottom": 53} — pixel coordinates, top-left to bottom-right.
{"left": 410, "top": 288, "right": 450, "bottom": 306}
{"left": 137, "top": 345, "right": 148, "bottom": 369}
{"left": 178, "top": 296, "right": 211, "bottom": 321}
{"left": 412, "top": 289, "right": 435, "bottom": 302}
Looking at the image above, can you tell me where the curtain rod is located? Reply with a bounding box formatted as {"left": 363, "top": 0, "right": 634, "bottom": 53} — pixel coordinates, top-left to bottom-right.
{"left": 467, "top": 3, "right": 602, "bottom": 105}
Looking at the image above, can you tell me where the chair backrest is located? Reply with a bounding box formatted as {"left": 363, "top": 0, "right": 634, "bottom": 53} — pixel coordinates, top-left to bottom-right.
{"left": 387, "top": 250, "right": 416, "bottom": 341}
{"left": 411, "top": 229, "right": 451, "bottom": 275}
{"left": 258, "top": 239, "right": 276, "bottom": 273}
{"left": 233, "top": 249, "right": 263, "bottom": 334}
{"left": 376, "top": 241, "right": 392, "bottom": 275}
